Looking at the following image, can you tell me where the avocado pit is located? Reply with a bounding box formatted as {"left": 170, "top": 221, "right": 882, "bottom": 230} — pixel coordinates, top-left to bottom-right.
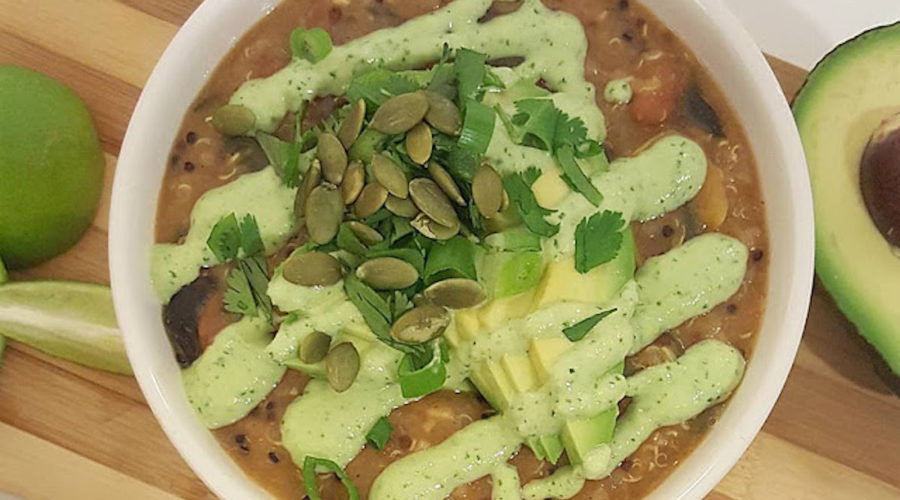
{"left": 859, "top": 113, "right": 900, "bottom": 248}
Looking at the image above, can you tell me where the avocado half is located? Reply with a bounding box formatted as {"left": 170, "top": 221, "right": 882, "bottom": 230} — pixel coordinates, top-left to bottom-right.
{"left": 794, "top": 22, "right": 900, "bottom": 375}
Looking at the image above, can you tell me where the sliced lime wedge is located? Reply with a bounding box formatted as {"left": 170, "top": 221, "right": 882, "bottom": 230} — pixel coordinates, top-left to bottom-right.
{"left": 0, "top": 281, "right": 131, "bottom": 374}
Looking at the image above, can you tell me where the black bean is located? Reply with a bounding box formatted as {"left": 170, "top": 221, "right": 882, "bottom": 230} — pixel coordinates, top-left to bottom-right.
{"left": 234, "top": 434, "right": 246, "bottom": 444}
{"left": 622, "top": 32, "right": 633, "bottom": 42}
{"left": 619, "top": 0, "right": 629, "bottom": 10}
{"left": 268, "top": 452, "right": 280, "bottom": 464}
{"left": 185, "top": 131, "right": 198, "bottom": 144}
{"left": 726, "top": 304, "right": 738, "bottom": 314}
{"left": 184, "top": 161, "right": 195, "bottom": 172}
{"left": 662, "top": 225, "right": 674, "bottom": 238}
{"left": 751, "top": 248, "right": 765, "bottom": 261}
{"left": 265, "top": 401, "right": 275, "bottom": 410}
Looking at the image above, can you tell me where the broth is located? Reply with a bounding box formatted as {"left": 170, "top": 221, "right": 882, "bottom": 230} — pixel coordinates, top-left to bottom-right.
{"left": 155, "top": 0, "right": 768, "bottom": 498}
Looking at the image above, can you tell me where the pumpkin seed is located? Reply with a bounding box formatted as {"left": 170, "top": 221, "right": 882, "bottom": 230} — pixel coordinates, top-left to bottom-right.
{"left": 282, "top": 251, "right": 343, "bottom": 286}
{"left": 325, "top": 342, "right": 360, "bottom": 392}
{"left": 408, "top": 178, "right": 458, "bottom": 227}
{"left": 300, "top": 331, "right": 331, "bottom": 363}
{"left": 306, "top": 184, "right": 344, "bottom": 244}
{"left": 347, "top": 221, "right": 384, "bottom": 246}
{"left": 405, "top": 122, "right": 433, "bottom": 164}
{"left": 337, "top": 99, "right": 366, "bottom": 148}
{"left": 385, "top": 195, "right": 420, "bottom": 218}
{"left": 354, "top": 183, "right": 389, "bottom": 218}
{"left": 211, "top": 104, "right": 256, "bottom": 136}
{"left": 472, "top": 163, "right": 504, "bottom": 218}
{"left": 341, "top": 161, "right": 365, "bottom": 204}
{"left": 427, "top": 162, "right": 465, "bottom": 206}
{"left": 370, "top": 91, "right": 429, "bottom": 134}
{"left": 294, "top": 160, "right": 322, "bottom": 217}
{"left": 483, "top": 203, "right": 522, "bottom": 233}
{"left": 390, "top": 304, "right": 450, "bottom": 343}
{"left": 424, "top": 278, "right": 486, "bottom": 309}
{"left": 317, "top": 133, "right": 348, "bottom": 184}
{"left": 424, "top": 91, "right": 461, "bottom": 135}
{"left": 372, "top": 154, "right": 409, "bottom": 198}
{"left": 410, "top": 213, "right": 460, "bottom": 240}
{"left": 356, "top": 257, "right": 419, "bottom": 290}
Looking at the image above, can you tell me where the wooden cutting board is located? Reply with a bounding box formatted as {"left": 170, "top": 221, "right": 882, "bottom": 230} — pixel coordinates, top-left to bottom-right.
{"left": 0, "top": 1, "right": 897, "bottom": 499}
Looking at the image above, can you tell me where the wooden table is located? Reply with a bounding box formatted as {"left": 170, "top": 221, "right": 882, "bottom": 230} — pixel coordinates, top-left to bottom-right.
{"left": 0, "top": 1, "right": 897, "bottom": 499}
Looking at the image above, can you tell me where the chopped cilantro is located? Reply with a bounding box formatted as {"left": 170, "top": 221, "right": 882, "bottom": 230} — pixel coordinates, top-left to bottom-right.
{"left": 458, "top": 99, "right": 496, "bottom": 154}
{"left": 563, "top": 309, "right": 617, "bottom": 342}
{"left": 454, "top": 48, "right": 488, "bottom": 106}
{"left": 256, "top": 132, "right": 302, "bottom": 187}
{"left": 206, "top": 213, "right": 241, "bottom": 263}
{"left": 346, "top": 68, "right": 420, "bottom": 110}
{"left": 511, "top": 98, "right": 605, "bottom": 205}
{"left": 574, "top": 210, "right": 625, "bottom": 273}
{"left": 423, "top": 236, "right": 478, "bottom": 284}
{"left": 239, "top": 214, "right": 264, "bottom": 256}
{"left": 502, "top": 168, "right": 559, "bottom": 237}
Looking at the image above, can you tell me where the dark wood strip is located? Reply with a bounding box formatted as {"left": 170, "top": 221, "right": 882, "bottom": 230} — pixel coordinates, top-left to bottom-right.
{"left": 762, "top": 363, "right": 900, "bottom": 487}
{"left": 0, "top": 29, "right": 140, "bottom": 155}
{"left": 0, "top": 348, "right": 214, "bottom": 499}
{"left": 116, "top": 0, "right": 202, "bottom": 26}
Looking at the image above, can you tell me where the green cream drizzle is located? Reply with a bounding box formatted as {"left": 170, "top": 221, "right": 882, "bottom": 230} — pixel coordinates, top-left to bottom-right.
{"left": 181, "top": 317, "right": 285, "bottom": 428}
{"left": 164, "top": 0, "right": 754, "bottom": 497}
{"left": 603, "top": 78, "right": 633, "bottom": 105}
{"left": 368, "top": 416, "right": 523, "bottom": 499}
{"left": 492, "top": 464, "right": 523, "bottom": 500}
{"left": 150, "top": 167, "right": 295, "bottom": 302}
{"left": 631, "top": 233, "right": 749, "bottom": 353}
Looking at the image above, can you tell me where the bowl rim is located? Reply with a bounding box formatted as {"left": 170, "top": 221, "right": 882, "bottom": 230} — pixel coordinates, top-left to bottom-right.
{"left": 109, "top": 0, "right": 814, "bottom": 499}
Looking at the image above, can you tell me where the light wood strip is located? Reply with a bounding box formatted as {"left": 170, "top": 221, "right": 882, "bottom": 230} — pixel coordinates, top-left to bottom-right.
{"left": 705, "top": 491, "right": 736, "bottom": 500}
{"left": 0, "top": 348, "right": 212, "bottom": 499}
{"left": 0, "top": 421, "right": 178, "bottom": 500}
{"left": 761, "top": 363, "right": 900, "bottom": 487}
{"left": 0, "top": 29, "right": 139, "bottom": 154}
{"left": 716, "top": 432, "right": 900, "bottom": 500}
{"left": 0, "top": 0, "right": 177, "bottom": 88}
{"left": 116, "top": 0, "right": 202, "bottom": 26}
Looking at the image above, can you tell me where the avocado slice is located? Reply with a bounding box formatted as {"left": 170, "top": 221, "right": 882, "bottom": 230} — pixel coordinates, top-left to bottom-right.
{"left": 794, "top": 22, "right": 900, "bottom": 374}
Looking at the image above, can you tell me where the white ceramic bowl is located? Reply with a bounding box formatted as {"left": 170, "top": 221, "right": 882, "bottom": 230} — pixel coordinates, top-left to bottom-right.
{"left": 109, "top": 0, "right": 814, "bottom": 498}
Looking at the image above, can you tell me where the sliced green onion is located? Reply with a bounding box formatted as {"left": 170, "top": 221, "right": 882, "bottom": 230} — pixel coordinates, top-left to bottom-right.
{"left": 365, "top": 416, "right": 393, "bottom": 450}
{"left": 302, "top": 456, "right": 360, "bottom": 500}
{"left": 563, "top": 309, "right": 617, "bottom": 342}
{"left": 206, "top": 213, "right": 240, "bottom": 263}
{"left": 397, "top": 343, "right": 447, "bottom": 398}
{"left": 290, "top": 28, "right": 333, "bottom": 63}
{"left": 458, "top": 100, "right": 495, "bottom": 154}
{"left": 557, "top": 144, "right": 603, "bottom": 206}
{"left": 454, "top": 48, "right": 488, "bottom": 105}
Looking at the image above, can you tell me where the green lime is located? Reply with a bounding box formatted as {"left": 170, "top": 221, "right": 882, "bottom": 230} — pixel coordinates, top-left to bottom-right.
{"left": 0, "top": 280, "right": 130, "bottom": 374}
{"left": 0, "top": 65, "right": 104, "bottom": 269}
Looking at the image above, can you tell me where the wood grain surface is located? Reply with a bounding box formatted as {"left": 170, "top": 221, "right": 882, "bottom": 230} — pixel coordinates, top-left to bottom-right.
{"left": 0, "top": 1, "right": 897, "bottom": 499}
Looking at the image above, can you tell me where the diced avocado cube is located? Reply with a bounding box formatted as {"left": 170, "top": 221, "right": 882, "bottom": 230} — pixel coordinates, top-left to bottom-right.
{"left": 561, "top": 406, "right": 618, "bottom": 465}
{"left": 476, "top": 290, "right": 536, "bottom": 332}
{"left": 501, "top": 354, "right": 539, "bottom": 393}
{"left": 540, "top": 434, "right": 565, "bottom": 464}
{"left": 534, "top": 228, "right": 635, "bottom": 308}
{"left": 528, "top": 337, "right": 571, "bottom": 383}
{"left": 483, "top": 250, "right": 545, "bottom": 299}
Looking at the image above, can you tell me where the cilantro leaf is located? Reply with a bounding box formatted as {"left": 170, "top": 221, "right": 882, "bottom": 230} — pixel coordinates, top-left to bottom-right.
{"left": 423, "top": 236, "right": 478, "bottom": 284}
{"left": 557, "top": 144, "right": 603, "bottom": 205}
{"left": 502, "top": 168, "right": 559, "bottom": 238}
{"left": 563, "top": 308, "right": 617, "bottom": 342}
{"left": 365, "top": 417, "right": 393, "bottom": 450}
{"left": 207, "top": 213, "right": 241, "bottom": 263}
{"left": 239, "top": 255, "right": 273, "bottom": 321}
{"left": 223, "top": 264, "right": 255, "bottom": 316}
{"left": 256, "top": 132, "right": 302, "bottom": 187}
{"left": 511, "top": 99, "right": 605, "bottom": 205}
{"left": 574, "top": 210, "right": 625, "bottom": 273}
{"left": 454, "top": 48, "right": 488, "bottom": 106}
{"left": 346, "top": 68, "right": 420, "bottom": 110}
{"left": 239, "top": 214, "right": 264, "bottom": 256}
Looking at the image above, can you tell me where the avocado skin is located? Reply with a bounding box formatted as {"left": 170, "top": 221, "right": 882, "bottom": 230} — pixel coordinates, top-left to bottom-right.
{"left": 793, "top": 22, "right": 900, "bottom": 375}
